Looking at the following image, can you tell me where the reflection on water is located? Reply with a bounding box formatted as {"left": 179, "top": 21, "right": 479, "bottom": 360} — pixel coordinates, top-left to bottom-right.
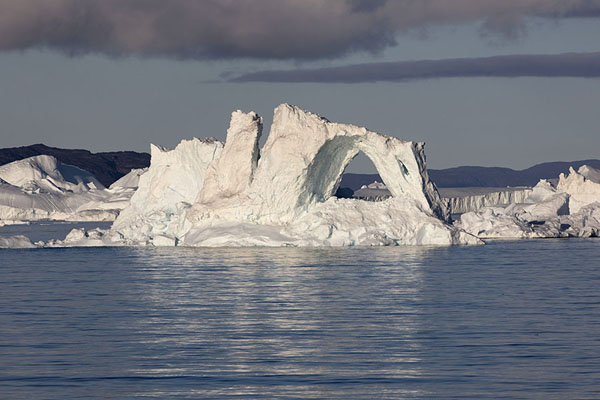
{"left": 132, "top": 247, "right": 428, "bottom": 399}
{"left": 1, "top": 240, "right": 600, "bottom": 399}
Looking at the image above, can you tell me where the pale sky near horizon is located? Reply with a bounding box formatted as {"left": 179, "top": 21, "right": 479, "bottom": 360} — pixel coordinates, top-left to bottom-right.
{"left": 1, "top": 2, "right": 599, "bottom": 173}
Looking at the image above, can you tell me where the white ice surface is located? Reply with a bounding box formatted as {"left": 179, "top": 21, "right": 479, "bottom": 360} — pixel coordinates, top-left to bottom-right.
{"left": 0, "top": 156, "right": 144, "bottom": 223}
{"left": 23, "top": 106, "right": 599, "bottom": 248}
{"left": 109, "top": 168, "right": 147, "bottom": 190}
{"left": 442, "top": 187, "right": 532, "bottom": 214}
{"left": 110, "top": 138, "right": 224, "bottom": 245}
{"left": 0, "top": 155, "right": 103, "bottom": 193}
{"left": 456, "top": 167, "right": 600, "bottom": 239}
{"left": 557, "top": 165, "right": 600, "bottom": 214}
{"left": 352, "top": 183, "right": 533, "bottom": 214}
{"left": 100, "top": 104, "right": 478, "bottom": 247}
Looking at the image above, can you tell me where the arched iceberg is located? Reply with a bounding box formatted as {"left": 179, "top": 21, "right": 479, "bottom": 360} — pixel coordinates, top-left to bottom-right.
{"left": 109, "top": 104, "right": 479, "bottom": 247}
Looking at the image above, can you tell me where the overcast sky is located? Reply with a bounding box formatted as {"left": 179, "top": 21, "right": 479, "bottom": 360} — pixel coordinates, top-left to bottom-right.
{"left": 1, "top": 0, "right": 600, "bottom": 172}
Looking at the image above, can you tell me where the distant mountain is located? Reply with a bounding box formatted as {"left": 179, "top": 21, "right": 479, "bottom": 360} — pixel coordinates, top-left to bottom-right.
{"left": 340, "top": 173, "right": 381, "bottom": 191}
{"left": 0, "top": 144, "right": 150, "bottom": 187}
{"left": 1, "top": 144, "right": 598, "bottom": 190}
{"left": 340, "top": 160, "right": 600, "bottom": 190}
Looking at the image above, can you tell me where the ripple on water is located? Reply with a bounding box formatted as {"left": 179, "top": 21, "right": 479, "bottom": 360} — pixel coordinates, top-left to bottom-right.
{"left": 1, "top": 239, "right": 599, "bottom": 399}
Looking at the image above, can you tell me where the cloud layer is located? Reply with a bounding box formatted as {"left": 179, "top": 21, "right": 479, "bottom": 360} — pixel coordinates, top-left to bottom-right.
{"left": 1, "top": 0, "right": 600, "bottom": 60}
{"left": 229, "top": 52, "right": 600, "bottom": 83}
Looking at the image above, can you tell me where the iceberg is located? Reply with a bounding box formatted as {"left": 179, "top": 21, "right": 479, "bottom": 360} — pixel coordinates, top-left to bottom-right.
{"left": 0, "top": 155, "right": 143, "bottom": 223}
{"left": 105, "top": 104, "right": 479, "bottom": 247}
{"left": 0, "top": 234, "right": 36, "bottom": 248}
{"left": 352, "top": 182, "right": 534, "bottom": 213}
{"left": 442, "top": 187, "right": 532, "bottom": 214}
{"left": 110, "top": 138, "right": 224, "bottom": 245}
{"left": 557, "top": 165, "right": 600, "bottom": 214}
{"left": 353, "top": 181, "right": 393, "bottom": 201}
{"left": 456, "top": 166, "right": 600, "bottom": 239}
{"left": 0, "top": 154, "right": 102, "bottom": 193}
{"left": 7, "top": 106, "right": 597, "bottom": 247}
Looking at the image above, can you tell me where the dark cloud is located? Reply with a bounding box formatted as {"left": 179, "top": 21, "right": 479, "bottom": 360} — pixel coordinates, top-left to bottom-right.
{"left": 229, "top": 52, "right": 600, "bottom": 83}
{"left": 347, "top": 0, "right": 388, "bottom": 13}
{"left": 1, "top": 1, "right": 600, "bottom": 60}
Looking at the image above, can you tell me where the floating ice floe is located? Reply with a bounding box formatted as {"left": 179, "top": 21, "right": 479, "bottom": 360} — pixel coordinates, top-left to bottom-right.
{"left": 0, "top": 234, "right": 36, "bottom": 248}
{"left": 0, "top": 155, "right": 145, "bottom": 223}
{"left": 77, "top": 104, "right": 480, "bottom": 247}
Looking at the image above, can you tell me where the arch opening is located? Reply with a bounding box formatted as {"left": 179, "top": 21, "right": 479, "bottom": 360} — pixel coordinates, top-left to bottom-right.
{"left": 298, "top": 136, "right": 394, "bottom": 206}
{"left": 336, "top": 152, "right": 390, "bottom": 201}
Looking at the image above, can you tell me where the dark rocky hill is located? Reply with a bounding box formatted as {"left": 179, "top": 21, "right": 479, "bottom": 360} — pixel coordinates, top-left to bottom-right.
{"left": 1, "top": 144, "right": 598, "bottom": 190}
{"left": 340, "top": 160, "right": 600, "bottom": 190}
{"left": 0, "top": 144, "right": 150, "bottom": 187}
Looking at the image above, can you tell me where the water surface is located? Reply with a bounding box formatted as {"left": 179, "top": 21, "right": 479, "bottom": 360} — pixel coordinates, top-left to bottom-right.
{"left": 1, "top": 240, "right": 599, "bottom": 399}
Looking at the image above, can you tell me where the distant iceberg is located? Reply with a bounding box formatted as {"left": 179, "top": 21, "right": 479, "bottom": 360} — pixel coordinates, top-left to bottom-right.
{"left": 0, "top": 155, "right": 144, "bottom": 222}
{"left": 456, "top": 166, "right": 600, "bottom": 238}
{"left": 0, "top": 234, "right": 36, "bottom": 248}
{"left": 350, "top": 181, "right": 533, "bottom": 213}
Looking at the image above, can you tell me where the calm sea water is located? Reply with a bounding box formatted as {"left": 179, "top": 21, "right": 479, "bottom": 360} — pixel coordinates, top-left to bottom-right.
{"left": 1, "top": 239, "right": 600, "bottom": 399}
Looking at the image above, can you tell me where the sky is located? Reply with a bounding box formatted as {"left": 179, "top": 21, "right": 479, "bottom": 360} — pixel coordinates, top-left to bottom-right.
{"left": 1, "top": 0, "right": 600, "bottom": 172}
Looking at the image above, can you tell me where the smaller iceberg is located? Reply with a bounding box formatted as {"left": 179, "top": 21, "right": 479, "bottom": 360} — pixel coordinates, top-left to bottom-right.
{"left": 456, "top": 166, "right": 600, "bottom": 239}
{"left": 0, "top": 234, "right": 36, "bottom": 248}
{"left": 0, "top": 155, "right": 144, "bottom": 223}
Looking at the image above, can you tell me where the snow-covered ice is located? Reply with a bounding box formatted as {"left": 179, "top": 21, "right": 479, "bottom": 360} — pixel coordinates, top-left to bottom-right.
{"left": 0, "top": 155, "right": 102, "bottom": 193}
{"left": 353, "top": 181, "right": 392, "bottom": 201}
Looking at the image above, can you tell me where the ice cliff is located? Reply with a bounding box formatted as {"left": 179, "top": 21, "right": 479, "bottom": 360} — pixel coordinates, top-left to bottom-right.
{"left": 352, "top": 183, "right": 533, "bottom": 213}
{"left": 443, "top": 187, "right": 532, "bottom": 214}
{"left": 107, "top": 104, "right": 478, "bottom": 247}
{"left": 111, "top": 138, "right": 224, "bottom": 245}
{"left": 0, "top": 155, "right": 143, "bottom": 222}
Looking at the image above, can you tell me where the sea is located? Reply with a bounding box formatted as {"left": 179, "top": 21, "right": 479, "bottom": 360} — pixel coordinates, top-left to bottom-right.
{"left": 1, "top": 223, "right": 599, "bottom": 399}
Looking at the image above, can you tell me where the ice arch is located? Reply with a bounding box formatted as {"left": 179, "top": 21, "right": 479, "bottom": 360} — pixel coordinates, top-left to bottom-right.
{"left": 302, "top": 137, "right": 418, "bottom": 204}
{"left": 247, "top": 104, "right": 448, "bottom": 220}
{"left": 111, "top": 103, "right": 477, "bottom": 246}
